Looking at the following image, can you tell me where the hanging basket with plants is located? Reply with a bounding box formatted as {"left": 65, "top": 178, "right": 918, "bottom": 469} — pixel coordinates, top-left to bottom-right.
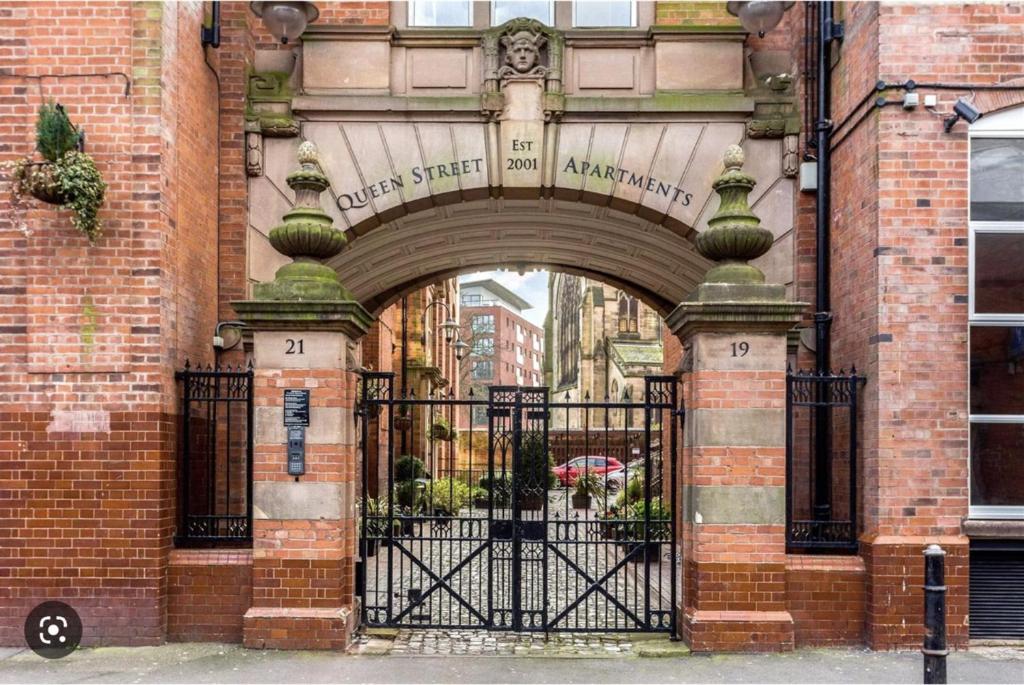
{"left": 4, "top": 101, "right": 106, "bottom": 243}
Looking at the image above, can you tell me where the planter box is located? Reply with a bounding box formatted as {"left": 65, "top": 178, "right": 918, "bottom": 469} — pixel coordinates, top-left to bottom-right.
{"left": 620, "top": 541, "right": 661, "bottom": 563}
{"left": 571, "top": 493, "right": 593, "bottom": 509}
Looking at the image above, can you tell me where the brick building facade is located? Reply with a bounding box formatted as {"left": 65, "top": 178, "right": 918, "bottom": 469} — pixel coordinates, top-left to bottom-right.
{"left": 1, "top": 0, "right": 1022, "bottom": 653}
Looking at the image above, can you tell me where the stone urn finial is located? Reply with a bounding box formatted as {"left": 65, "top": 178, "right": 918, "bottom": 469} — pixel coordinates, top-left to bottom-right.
{"left": 695, "top": 144, "right": 775, "bottom": 285}
{"left": 254, "top": 141, "right": 352, "bottom": 301}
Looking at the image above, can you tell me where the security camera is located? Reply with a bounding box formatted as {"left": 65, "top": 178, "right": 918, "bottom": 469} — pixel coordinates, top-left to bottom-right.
{"left": 944, "top": 98, "right": 983, "bottom": 133}
{"left": 953, "top": 98, "right": 982, "bottom": 124}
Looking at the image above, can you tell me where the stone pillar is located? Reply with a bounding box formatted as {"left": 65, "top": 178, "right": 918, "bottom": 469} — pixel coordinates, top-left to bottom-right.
{"left": 667, "top": 145, "right": 805, "bottom": 652}
{"left": 234, "top": 143, "right": 373, "bottom": 650}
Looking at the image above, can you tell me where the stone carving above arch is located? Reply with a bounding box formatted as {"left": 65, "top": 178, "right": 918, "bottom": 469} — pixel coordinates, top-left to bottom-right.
{"left": 250, "top": 124, "right": 796, "bottom": 312}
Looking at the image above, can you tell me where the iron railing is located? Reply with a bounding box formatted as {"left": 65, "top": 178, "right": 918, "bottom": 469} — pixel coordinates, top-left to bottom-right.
{"left": 175, "top": 362, "right": 253, "bottom": 547}
{"left": 786, "top": 368, "right": 861, "bottom": 553}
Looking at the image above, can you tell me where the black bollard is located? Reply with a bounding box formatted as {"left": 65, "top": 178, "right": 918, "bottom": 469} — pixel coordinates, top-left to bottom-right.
{"left": 922, "top": 544, "right": 948, "bottom": 684}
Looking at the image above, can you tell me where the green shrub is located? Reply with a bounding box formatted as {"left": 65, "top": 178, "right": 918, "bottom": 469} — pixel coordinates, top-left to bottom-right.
{"left": 395, "top": 480, "right": 424, "bottom": 512}
{"left": 395, "top": 455, "right": 425, "bottom": 482}
{"left": 427, "top": 477, "right": 469, "bottom": 516}
{"left": 36, "top": 101, "right": 79, "bottom": 163}
{"left": 479, "top": 473, "right": 512, "bottom": 507}
{"left": 518, "top": 432, "right": 557, "bottom": 489}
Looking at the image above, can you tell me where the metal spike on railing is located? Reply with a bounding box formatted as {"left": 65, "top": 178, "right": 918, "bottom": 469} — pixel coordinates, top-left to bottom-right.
{"left": 584, "top": 390, "right": 590, "bottom": 402}
{"left": 183, "top": 359, "right": 191, "bottom": 370}
{"left": 564, "top": 390, "right": 571, "bottom": 402}
{"left": 468, "top": 387, "right": 474, "bottom": 398}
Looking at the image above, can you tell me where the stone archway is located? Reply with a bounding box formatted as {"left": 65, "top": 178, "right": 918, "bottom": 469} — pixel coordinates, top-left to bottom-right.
{"left": 248, "top": 131, "right": 797, "bottom": 315}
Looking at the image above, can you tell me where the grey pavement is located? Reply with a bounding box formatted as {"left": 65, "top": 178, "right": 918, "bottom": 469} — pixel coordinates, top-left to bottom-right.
{"left": 0, "top": 643, "right": 1022, "bottom": 684}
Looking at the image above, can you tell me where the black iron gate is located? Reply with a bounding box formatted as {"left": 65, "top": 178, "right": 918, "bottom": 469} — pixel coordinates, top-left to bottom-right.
{"left": 358, "top": 373, "right": 680, "bottom": 634}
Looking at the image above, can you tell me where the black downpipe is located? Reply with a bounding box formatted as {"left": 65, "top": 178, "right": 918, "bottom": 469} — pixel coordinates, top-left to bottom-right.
{"left": 813, "top": 1, "right": 839, "bottom": 521}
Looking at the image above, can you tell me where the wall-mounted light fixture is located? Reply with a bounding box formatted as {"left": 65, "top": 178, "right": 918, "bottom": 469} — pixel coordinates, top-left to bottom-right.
{"left": 250, "top": 1, "right": 320, "bottom": 45}
{"left": 201, "top": 1, "right": 221, "bottom": 48}
{"left": 944, "top": 98, "right": 983, "bottom": 133}
{"left": 726, "top": 1, "right": 795, "bottom": 38}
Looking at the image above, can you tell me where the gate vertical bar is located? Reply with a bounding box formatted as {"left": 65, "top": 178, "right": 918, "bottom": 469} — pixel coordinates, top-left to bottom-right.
{"left": 385, "top": 374, "right": 395, "bottom": 624}
{"left": 643, "top": 378, "right": 653, "bottom": 629}
{"left": 245, "top": 363, "right": 254, "bottom": 540}
{"left": 511, "top": 387, "right": 523, "bottom": 631}
{"left": 670, "top": 379, "right": 681, "bottom": 639}
{"left": 180, "top": 365, "right": 191, "bottom": 538}
{"left": 359, "top": 374, "right": 370, "bottom": 624}
{"left": 848, "top": 371, "right": 858, "bottom": 545}
{"left": 785, "top": 370, "right": 793, "bottom": 551}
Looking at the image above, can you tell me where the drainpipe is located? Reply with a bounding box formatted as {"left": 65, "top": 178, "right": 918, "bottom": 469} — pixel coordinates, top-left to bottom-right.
{"left": 813, "top": 1, "right": 842, "bottom": 521}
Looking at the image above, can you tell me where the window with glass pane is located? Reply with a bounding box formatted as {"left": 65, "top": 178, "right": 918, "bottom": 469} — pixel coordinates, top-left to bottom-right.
{"left": 969, "top": 115, "right": 1024, "bottom": 514}
{"left": 970, "top": 326, "right": 1024, "bottom": 415}
{"left": 471, "top": 314, "right": 495, "bottom": 334}
{"left": 970, "top": 423, "right": 1024, "bottom": 506}
{"left": 472, "top": 361, "right": 493, "bottom": 380}
{"left": 574, "top": 0, "right": 635, "bottom": 27}
{"left": 409, "top": 0, "right": 472, "bottom": 27}
{"left": 473, "top": 337, "right": 494, "bottom": 355}
{"left": 492, "top": 0, "right": 552, "bottom": 25}
{"left": 974, "top": 233, "right": 1024, "bottom": 314}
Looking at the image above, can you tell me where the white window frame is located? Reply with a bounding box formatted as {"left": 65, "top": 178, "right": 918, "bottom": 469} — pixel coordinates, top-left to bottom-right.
{"left": 967, "top": 106, "right": 1024, "bottom": 519}
{"left": 407, "top": 0, "right": 473, "bottom": 27}
{"left": 572, "top": 0, "right": 637, "bottom": 28}
{"left": 491, "top": 0, "right": 555, "bottom": 26}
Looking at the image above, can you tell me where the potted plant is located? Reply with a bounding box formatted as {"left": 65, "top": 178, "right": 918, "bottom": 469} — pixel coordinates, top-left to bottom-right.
{"left": 426, "top": 477, "right": 469, "bottom": 518}
{"left": 479, "top": 473, "right": 513, "bottom": 508}
{"left": 4, "top": 101, "right": 106, "bottom": 243}
{"left": 621, "top": 499, "right": 671, "bottom": 563}
{"left": 394, "top": 455, "right": 426, "bottom": 533}
{"left": 394, "top": 405, "right": 412, "bottom": 430}
{"left": 359, "top": 495, "right": 392, "bottom": 557}
{"left": 516, "top": 433, "right": 555, "bottom": 510}
{"left": 471, "top": 485, "right": 490, "bottom": 509}
{"left": 430, "top": 415, "right": 453, "bottom": 441}
{"left": 571, "top": 472, "right": 604, "bottom": 510}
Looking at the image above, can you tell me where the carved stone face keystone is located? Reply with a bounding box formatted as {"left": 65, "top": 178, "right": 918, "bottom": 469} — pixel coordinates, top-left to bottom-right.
{"left": 508, "top": 36, "right": 538, "bottom": 73}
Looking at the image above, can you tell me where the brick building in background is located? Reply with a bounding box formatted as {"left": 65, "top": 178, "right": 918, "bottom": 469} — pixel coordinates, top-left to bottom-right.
{"left": 1, "top": 0, "right": 1022, "bottom": 653}
{"left": 459, "top": 278, "right": 544, "bottom": 399}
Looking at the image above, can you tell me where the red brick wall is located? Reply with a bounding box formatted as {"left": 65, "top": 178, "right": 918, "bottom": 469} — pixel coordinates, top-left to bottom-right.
{"left": 167, "top": 550, "right": 252, "bottom": 643}
{"left": 0, "top": 2, "right": 226, "bottom": 646}
{"left": 786, "top": 555, "right": 866, "bottom": 647}
{"left": 827, "top": 1, "right": 1024, "bottom": 649}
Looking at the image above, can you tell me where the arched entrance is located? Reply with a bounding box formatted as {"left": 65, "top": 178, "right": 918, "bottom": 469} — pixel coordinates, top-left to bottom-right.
{"left": 236, "top": 17, "right": 801, "bottom": 648}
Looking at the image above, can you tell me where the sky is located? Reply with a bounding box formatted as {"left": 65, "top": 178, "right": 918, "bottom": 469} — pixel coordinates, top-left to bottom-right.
{"left": 459, "top": 269, "right": 549, "bottom": 327}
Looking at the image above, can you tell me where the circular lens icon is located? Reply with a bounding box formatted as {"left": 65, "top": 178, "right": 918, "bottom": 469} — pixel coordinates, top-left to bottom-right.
{"left": 24, "top": 601, "right": 82, "bottom": 659}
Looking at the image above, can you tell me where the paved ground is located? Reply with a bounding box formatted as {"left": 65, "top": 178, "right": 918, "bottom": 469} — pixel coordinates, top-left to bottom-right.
{"left": 0, "top": 642, "right": 1021, "bottom": 684}
{"left": 363, "top": 490, "right": 676, "bottom": 632}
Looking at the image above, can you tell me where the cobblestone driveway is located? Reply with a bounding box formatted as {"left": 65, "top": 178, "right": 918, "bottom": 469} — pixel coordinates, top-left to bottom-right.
{"left": 362, "top": 491, "right": 678, "bottom": 632}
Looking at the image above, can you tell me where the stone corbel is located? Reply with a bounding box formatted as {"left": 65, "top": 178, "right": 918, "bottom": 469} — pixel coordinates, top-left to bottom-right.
{"left": 245, "top": 120, "right": 264, "bottom": 177}
{"left": 247, "top": 70, "right": 300, "bottom": 138}
{"left": 782, "top": 134, "right": 799, "bottom": 178}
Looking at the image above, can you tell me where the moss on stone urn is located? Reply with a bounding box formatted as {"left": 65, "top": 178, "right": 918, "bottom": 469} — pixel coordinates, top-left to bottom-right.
{"left": 695, "top": 145, "right": 775, "bottom": 285}
{"left": 255, "top": 141, "right": 352, "bottom": 301}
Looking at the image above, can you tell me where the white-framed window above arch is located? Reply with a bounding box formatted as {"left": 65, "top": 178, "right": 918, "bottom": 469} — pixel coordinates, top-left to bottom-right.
{"left": 967, "top": 104, "right": 1024, "bottom": 519}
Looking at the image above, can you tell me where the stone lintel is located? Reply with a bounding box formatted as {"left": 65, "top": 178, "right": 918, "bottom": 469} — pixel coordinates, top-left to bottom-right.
{"left": 233, "top": 299, "right": 373, "bottom": 340}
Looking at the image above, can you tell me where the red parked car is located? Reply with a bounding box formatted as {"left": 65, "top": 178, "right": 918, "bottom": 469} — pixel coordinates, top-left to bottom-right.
{"left": 553, "top": 456, "right": 624, "bottom": 487}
